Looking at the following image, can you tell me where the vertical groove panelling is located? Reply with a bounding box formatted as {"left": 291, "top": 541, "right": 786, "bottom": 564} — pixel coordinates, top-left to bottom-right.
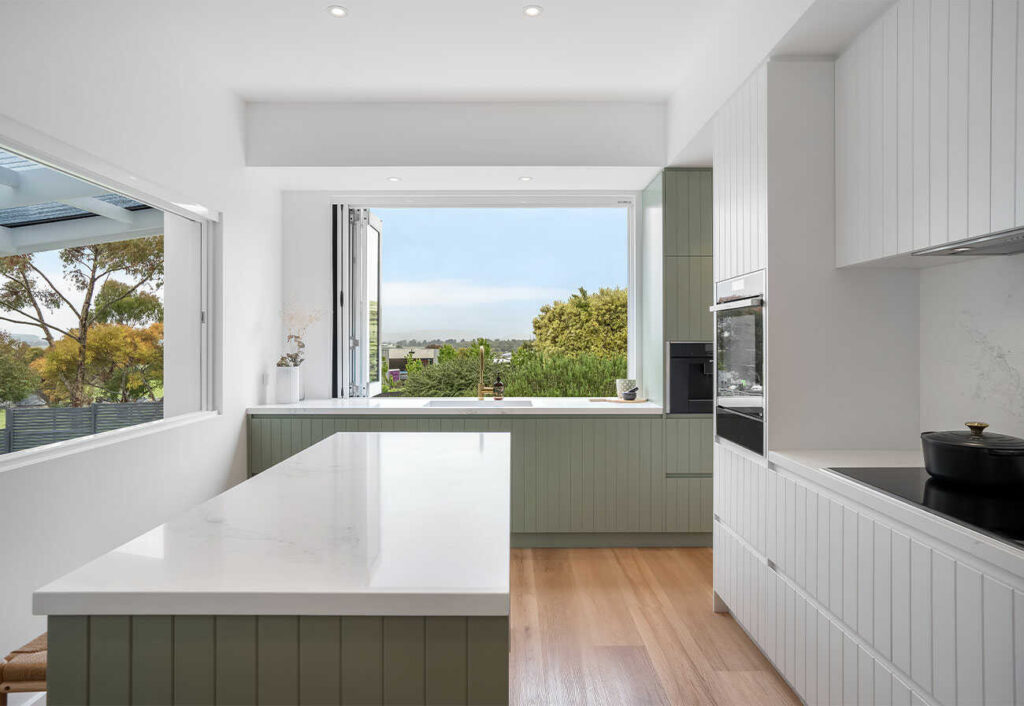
{"left": 949, "top": 0, "right": 970, "bottom": 243}
{"left": 341, "top": 617, "right": 383, "bottom": 705}
{"left": 257, "top": 616, "right": 299, "bottom": 706}
{"left": 383, "top": 617, "right": 425, "bottom": 705}
{"left": 1015, "top": 590, "right": 1024, "bottom": 706}
{"left": 467, "top": 617, "right": 510, "bottom": 706}
{"left": 298, "top": 617, "right": 341, "bottom": 706}
{"left": 891, "top": 531, "right": 912, "bottom": 676}
{"left": 967, "top": 0, "right": 993, "bottom": 237}
{"left": 982, "top": 576, "right": 1014, "bottom": 706}
{"left": 132, "top": 616, "right": 174, "bottom": 706}
{"left": 932, "top": 551, "right": 957, "bottom": 706}
{"left": 857, "top": 514, "right": 875, "bottom": 645}
{"left": 713, "top": 65, "right": 766, "bottom": 281}
{"left": 955, "top": 562, "right": 984, "bottom": 705}
{"left": 48, "top": 616, "right": 89, "bottom": 706}
{"left": 912, "top": 0, "right": 931, "bottom": 251}
{"left": 838, "top": 0, "right": 1024, "bottom": 260}
{"left": 929, "top": 0, "right": 949, "bottom": 247}
{"left": 215, "top": 616, "right": 258, "bottom": 706}
{"left": 174, "top": 616, "right": 215, "bottom": 705}
{"left": 909, "top": 540, "right": 933, "bottom": 692}
{"left": 873, "top": 524, "right": 893, "bottom": 661}
{"left": 991, "top": 0, "right": 1018, "bottom": 231}
{"left": 424, "top": 617, "right": 468, "bottom": 706}
{"left": 896, "top": 0, "right": 914, "bottom": 255}
{"left": 89, "top": 616, "right": 131, "bottom": 705}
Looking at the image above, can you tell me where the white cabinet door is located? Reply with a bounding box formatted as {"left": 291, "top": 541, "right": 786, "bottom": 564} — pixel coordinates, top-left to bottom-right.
{"left": 836, "top": 0, "right": 1024, "bottom": 264}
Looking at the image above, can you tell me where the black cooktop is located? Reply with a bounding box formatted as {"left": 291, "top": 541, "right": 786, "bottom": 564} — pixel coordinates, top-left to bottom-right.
{"left": 828, "top": 466, "right": 1024, "bottom": 548}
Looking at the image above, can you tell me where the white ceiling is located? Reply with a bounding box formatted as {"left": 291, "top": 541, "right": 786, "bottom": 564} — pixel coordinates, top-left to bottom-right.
{"left": 110, "top": 0, "right": 817, "bottom": 102}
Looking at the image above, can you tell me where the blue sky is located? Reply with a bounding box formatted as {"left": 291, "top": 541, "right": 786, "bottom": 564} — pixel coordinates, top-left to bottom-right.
{"left": 376, "top": 207, "right": 627, "bottom": 341}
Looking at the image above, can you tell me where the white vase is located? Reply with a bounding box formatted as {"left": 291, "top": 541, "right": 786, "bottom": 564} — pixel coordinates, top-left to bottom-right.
{"left": 275, "top": 366, "right": 301, "bottom": 404}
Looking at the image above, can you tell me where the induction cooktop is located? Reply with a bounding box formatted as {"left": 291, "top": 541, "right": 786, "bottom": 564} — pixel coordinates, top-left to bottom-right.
{"left": 827, "top": 466, "right": 1024, "bottom": 549}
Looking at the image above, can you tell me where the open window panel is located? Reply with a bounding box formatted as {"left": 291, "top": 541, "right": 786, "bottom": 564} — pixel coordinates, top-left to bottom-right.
{"left": 335, "top": 206, "right": 382, "bottom": 398}
{"left": 0, "top": 144, "right": 209, "bottom": 454}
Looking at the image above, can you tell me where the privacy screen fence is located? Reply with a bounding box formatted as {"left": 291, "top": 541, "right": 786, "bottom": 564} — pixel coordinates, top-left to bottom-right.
{"left": 0, "top": 400, "right": 164, "bottom": 454}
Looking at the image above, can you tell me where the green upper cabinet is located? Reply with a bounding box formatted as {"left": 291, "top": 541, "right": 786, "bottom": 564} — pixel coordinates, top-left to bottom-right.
{"left": 663, "top": 169, "right": 712, "bottom": 257}
{"left": 662, "top": 168, "right": 713, "bottom": 342}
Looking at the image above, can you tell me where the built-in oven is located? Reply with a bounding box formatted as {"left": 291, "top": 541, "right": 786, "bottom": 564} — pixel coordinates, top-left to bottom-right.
{"left": 711, "top": 271, "right": 765, "bottom": 455}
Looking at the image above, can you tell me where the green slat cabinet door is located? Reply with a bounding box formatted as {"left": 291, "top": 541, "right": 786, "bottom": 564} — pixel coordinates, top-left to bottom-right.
{"left": 424, "top": 617, "right": 468, "bottom": 705}
{"left": 89, "top": 616, "right": 131, "bottom": 705}
{"left": 341, "top": 616, "right": 383, "bottom": 705}
{"left": 382, "top": 617, "right": 425, "bottom": 705}
{"left": 132, "top": 616, "right": 174, "bottom": 706}
{"left": 48, "top": 616, "right": 89, "bottom": 706}
{"left": 467, "top": 617, "right": 509, "bottom": 706}
{"left": 215, "top": 616, "right": 257, "bottom": 706}
{"left": 257, "top": 616, "right": 300, "bottom": 705}
{"left": 174, "top": 616, "right": 216, "bottom": 705}
{"left": 298, "top": 616, "right": 341, "bottom": 705}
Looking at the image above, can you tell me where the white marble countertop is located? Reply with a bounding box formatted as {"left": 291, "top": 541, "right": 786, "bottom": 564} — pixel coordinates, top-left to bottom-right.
{"left": 248, "top": 397, "right": 665, "bottom": 416}
{"left": 34, "top": 432, "right": 511, "bottom": 616}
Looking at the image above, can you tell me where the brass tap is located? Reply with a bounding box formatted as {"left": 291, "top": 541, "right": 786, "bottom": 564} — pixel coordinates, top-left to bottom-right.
{"left": 477, "top": 345, "right": 493, "bottom": 400}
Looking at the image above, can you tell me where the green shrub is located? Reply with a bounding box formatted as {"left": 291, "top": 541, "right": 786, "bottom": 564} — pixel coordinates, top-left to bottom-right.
{"left": 504, "top": 348, "right": 626, "bottom": 397}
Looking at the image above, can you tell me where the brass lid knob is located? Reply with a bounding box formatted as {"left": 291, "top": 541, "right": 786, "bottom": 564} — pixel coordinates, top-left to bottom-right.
{"left": 965, "top": 421, "right": 989, "bottom": 437}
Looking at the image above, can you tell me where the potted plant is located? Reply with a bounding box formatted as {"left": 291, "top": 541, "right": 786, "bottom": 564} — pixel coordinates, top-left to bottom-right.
{"left": 275, "top": 310, "right": 321, "bottom": 404}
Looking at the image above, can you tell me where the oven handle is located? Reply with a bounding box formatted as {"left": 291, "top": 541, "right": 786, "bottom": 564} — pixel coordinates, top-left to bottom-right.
{"left": 709, "top": 296, "right": 763, "bottom": 313}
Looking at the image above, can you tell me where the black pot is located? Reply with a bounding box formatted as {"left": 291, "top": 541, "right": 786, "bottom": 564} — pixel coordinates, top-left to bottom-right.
{"left": 921, "top": 422, "right": 1024, "bottom": 487}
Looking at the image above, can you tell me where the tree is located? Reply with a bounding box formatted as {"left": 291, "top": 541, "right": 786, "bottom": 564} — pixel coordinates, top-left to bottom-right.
{"left": 438, "top": 343, "right": 457, "bottom": 363}
{"left": 0, "top": 236, "right": 164, "bottom": 405}
{"left": 93, "top": 279, "right": 163, "bottom": 326}
{"left": 32, "top": 323, "right": 163, "bottom": 405}
{"left": 532, "top": 287, "right": 627, "bottom": 358}
{"left": 0, "top": 332, "right": 42, "bottom": 404}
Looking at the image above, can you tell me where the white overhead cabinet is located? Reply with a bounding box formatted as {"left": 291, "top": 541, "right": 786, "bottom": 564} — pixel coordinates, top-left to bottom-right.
{"left": 836, "top": 0, "right": 1024, "bottom": 265}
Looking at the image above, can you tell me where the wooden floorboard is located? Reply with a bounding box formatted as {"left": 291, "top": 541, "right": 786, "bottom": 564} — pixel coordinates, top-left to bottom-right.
{"left": 510, "top": 547, "right": 798, "bottom": 706}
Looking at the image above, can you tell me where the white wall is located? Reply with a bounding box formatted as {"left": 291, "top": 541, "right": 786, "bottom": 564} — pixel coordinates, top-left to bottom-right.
{"left": 920, "top": 255, "right": 1024, "bottom": 436}
{"left": 640, "top": 173, "right": 664, "bottom": 404}
{"left": 0, "top": 1, "right": 282, "bottom": 652}
{"left": 247, "top": 102, "right": 666, "bottom": 167}
{"left": 281, "top": 192, "right": 335, "bottom": 400}
{"left": 763, "top": 60, "right": 921, "bottom": 451}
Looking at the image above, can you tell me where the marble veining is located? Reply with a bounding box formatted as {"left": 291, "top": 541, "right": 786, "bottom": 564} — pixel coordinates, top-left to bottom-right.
{"left": 33, "top": 432, "right": 511, "bottom": 616}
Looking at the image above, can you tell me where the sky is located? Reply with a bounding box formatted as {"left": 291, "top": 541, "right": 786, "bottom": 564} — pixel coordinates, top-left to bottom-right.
{"left": 376, "top": 207, "right": 628, "bottom": 341}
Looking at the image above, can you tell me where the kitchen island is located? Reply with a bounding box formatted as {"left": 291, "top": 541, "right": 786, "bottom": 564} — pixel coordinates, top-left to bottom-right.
{"left": 35, "top": 432, "right": 511, "bottom": 706}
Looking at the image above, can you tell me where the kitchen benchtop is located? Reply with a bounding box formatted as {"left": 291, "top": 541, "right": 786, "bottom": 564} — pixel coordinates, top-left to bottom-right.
{"left": 248, "top": 397, "right": 665, "bottom": 416}
{"left": 34, "top": 432, "right": 511, "bottom": 617}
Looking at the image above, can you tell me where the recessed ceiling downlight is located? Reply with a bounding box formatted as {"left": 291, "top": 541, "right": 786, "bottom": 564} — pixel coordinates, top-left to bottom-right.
{"left": 386, "top": 176, "right": 402, "bottom": 182}
{"left": 327, "top": 5, "right": 348, "bottom": 17}
{"left": 518, "top": 176, "right": 533, "bottom": 182}
{"left": 523, "top": 5, "right": 543, "bottom": 17}
{"left": 950, "top": 246, "right": 973, "bottom": 253}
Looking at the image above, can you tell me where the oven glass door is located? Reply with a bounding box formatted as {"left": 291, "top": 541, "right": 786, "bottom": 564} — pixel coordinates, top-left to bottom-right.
{"left": 716, "top": 302, "right": 764, "bottom": 418}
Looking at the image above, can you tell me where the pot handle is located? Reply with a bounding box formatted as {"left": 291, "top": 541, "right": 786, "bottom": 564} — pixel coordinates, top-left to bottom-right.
{"left": 965, "top": 421, "right": 989, "bottom": 437}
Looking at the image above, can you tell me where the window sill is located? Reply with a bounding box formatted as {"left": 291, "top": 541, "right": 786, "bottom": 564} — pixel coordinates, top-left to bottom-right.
{"left": 247, "top": 398, "right": 664, "bottom": 416}
{"left": 0, "top": 410, "right": 219, "bottom": 475}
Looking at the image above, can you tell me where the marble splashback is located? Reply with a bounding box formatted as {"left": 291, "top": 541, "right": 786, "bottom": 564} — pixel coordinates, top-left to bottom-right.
{"left": 920, "top": 255, "right": 1024, "bottom": 436}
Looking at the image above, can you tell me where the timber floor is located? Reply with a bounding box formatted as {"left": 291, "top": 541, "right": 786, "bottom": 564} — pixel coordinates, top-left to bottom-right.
{"left": 510, "top": 548, "right": 799, "bottom": 705}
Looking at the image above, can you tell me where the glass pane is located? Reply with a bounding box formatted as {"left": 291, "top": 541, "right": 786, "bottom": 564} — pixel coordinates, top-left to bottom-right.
{"left": 716, "top": 305, "right": 764, "bottom": 400}
{"left": 367, "top": 224, "right": 380, "bottom": 384}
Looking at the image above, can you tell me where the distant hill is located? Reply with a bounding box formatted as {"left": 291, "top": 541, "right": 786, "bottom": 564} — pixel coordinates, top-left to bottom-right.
{"left": 10, "top": 333, "right": 47, "bottom": 348}
{"left": 384, "top": 338, "right": 531, "bottom": 353}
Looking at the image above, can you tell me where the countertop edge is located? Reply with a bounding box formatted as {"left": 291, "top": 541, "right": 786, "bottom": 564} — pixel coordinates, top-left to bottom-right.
{"left": 769, "top": 449, "right": 1024, "bottom": 582}
{"left": 247, "top": 401, "right": 666, "bottom": 416}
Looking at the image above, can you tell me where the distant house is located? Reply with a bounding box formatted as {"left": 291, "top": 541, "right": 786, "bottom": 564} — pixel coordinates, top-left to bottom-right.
{"left": 386, "top": 347, "right": 439, "bottom": 371}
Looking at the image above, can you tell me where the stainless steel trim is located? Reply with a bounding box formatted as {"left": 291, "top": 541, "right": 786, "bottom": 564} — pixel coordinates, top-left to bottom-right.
{"left": 709, "top": 296, "right": 762, "bottom": 313}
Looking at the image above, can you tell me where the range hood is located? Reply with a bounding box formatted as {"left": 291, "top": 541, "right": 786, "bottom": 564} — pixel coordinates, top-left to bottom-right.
{"left": 913, "top": 224, "right": 1024, "bottom": 256}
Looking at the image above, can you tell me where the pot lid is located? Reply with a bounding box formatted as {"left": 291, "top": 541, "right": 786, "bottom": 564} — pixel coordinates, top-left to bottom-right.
{"left": 922, "top": 422, "right": 1024, "bottom": 451}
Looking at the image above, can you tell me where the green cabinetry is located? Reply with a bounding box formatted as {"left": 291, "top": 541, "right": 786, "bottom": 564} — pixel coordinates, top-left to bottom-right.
{"left": 247, "top": 414, "right": 712, "bottom": 541}
{"left": 662, "top": 168, "right": 713, "bottom": 342}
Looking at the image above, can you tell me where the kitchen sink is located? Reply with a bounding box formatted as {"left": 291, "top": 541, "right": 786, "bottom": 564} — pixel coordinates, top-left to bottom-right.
{"left": 424, "top": 399, "right": 533, "bottom": 408}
